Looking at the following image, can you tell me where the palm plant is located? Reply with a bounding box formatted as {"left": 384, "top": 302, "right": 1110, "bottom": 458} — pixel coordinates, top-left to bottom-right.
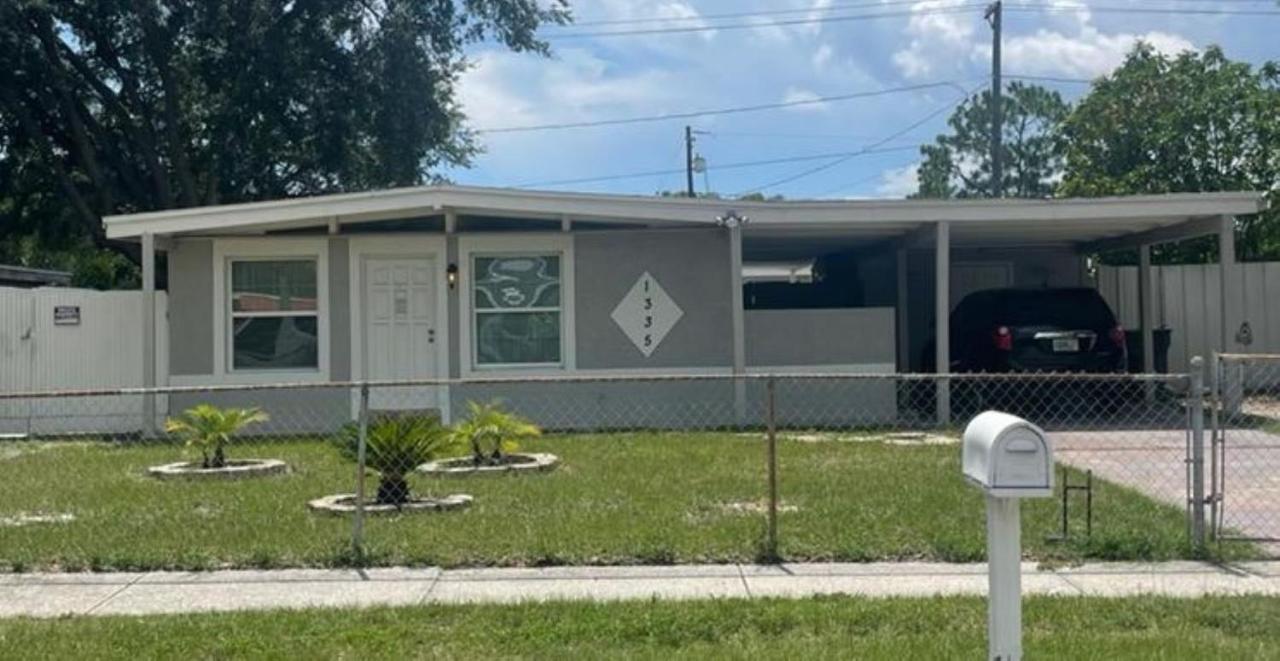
{"left": 451, "top": 401, "right": 542, "bottom": 466}
{"left": 164, "top": 404, "right": 269, "bottom": 469}
{"left": 340, "top": 415, "right": 460, "bottom": 505}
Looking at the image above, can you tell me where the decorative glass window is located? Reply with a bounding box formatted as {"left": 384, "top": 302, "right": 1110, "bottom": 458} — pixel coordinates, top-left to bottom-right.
{"left": 229, "top": 259, "right": 319, "bottom": 370}
{"left": 472, "top": 254, "right": 561, "bottom": 366}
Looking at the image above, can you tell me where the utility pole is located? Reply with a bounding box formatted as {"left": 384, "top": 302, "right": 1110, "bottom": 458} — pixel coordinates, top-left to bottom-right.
{"left": 985, "top": 1, "right": 1002, "bottom": 198}
{"left": 685, "top": 125, "right": 696, "bottom": 197}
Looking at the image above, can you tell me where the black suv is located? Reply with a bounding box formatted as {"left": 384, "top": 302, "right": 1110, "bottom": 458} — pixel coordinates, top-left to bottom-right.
{"left": 923, "top": 287, "right": 1127, "bottom": 374}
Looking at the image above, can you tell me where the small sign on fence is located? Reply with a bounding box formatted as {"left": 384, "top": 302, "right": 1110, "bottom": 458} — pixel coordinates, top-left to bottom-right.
{"left": 53, "top": 305, "right": 81, "bottom": 325}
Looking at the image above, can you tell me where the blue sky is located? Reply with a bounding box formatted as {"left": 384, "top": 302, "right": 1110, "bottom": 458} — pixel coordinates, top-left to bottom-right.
{"left": 444, "top": 0, "right": 1278, "bottom": 200}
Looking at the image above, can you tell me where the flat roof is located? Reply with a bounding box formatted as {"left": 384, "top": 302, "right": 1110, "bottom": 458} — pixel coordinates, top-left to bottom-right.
{"left": 0, "top": 264, "right": 72, "bottom": 287}
{"left": 103, "top": 184, "right": 1268, "bottom": 254}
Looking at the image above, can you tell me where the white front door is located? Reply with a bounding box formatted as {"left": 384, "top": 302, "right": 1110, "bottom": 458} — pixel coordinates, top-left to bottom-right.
{"left": 363, "top": 256, "right": 440, "bottom": 410}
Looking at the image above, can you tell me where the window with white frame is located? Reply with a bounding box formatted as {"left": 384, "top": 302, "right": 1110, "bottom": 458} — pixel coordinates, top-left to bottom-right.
{"left": 229, "top": 259, "right": 320, "bottom": 370}
{"left": 472, "top": 254, "right": 562, "bottom": 366}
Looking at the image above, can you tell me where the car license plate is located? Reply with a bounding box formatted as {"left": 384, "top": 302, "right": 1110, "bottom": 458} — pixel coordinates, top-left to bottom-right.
{"left": 1052, "top": 337, "right": 1079, "bottom": 352}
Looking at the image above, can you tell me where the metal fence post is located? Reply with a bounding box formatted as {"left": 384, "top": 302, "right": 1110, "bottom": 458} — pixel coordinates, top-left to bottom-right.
{"left": 1209, "top": 353, "right": 1222, "bottom": 540}
{"left": 1188, "top": 356, "right": 1207, "bottom": 550}
{"left": 765, "top": 376, "right": 779, "bottom": 561}
{"left": 352, "top": 382, "right": 370, "bottom": 559}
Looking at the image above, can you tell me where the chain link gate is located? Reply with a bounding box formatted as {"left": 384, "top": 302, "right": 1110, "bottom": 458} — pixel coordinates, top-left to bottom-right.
{"left": 1210, "top": 353, "right": 1280, "bottom": 554}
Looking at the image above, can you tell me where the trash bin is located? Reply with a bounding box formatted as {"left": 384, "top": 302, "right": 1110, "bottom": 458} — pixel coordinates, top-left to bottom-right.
{"left": 1125, "top": 327, "right": 1172, "bottom": 373}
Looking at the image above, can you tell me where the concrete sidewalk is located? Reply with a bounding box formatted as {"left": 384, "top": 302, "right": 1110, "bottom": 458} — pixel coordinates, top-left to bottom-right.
{"left": 3, "top": 561, "right": 1278, "bottom": 619}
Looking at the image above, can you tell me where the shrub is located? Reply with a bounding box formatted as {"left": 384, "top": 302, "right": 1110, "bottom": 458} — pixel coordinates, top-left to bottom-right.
{"left": 340, "top": 414, "right": 460, "bottom": 505}
{"left": 450, "top": 401, "right": 541, "bottom": 466}
{"left": 164, "top": 405, "right": 269, "bottom": 469}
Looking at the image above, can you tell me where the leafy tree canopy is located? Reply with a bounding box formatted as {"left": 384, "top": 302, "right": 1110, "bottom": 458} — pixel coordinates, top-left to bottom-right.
{"left": 0, "top": 0, "right": 569, "bottom": 285}
{"left": 915, "top": 82, "right": 1069, "bottom": 199}
{"left": 1060, "top": 44, "right": 1280, "bottom": 263}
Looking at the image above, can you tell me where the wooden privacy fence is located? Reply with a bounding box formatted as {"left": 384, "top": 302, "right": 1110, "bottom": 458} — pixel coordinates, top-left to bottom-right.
{"left": 1095, "top": 261, "right": 1280, "bottom": 376}
{"left": 0, "top": 286, "right": 167, "bottom": 435}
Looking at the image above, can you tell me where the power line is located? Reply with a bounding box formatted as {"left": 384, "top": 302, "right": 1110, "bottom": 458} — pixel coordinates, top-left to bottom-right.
{"left": 706, "top": 129, "right": 937, "bottom": 141}
{"left": 543, "top": 5, "right": 986, "bottom": 40}
{"left": 566, "top": 0, "right": 1276, "bottom": 28}
{"left": 734, "top": 84, "right": 982, "bottom": 196}
{"left": 1006, "top": 4, "right": 1280, "bottom": 17}
{"left": 566, "top": 0, "right": 926, "bottom": 28}
{"left": 477, "top": 81, "right": 972, "bottom": 134}
{"left": 545, "top": 1, "right": 1279, "bottom": 40}
{"left": 1004, "top": 74, "right": 1093, "bottom": 85}
{"left": 511, "top": 144, "right": 921, "bottom": 189}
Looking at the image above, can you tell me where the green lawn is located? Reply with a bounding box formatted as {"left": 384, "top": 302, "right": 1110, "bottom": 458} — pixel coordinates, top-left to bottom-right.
{"left": 0, "top": 433, "right": 1227, "bottom": 570}
{"left": 2, "top": 596, "right": 1278, "bottom": 659}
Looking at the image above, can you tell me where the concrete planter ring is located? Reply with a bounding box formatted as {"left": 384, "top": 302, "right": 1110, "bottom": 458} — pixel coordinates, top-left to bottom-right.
{"left": 147, "top": 459, "right": 289, "bottom": 480}
{"left": 418, "top": 452, "right": 560, "bottom": 477}
{"left": 307, "top": 493, "right": 473, "bottom": 516}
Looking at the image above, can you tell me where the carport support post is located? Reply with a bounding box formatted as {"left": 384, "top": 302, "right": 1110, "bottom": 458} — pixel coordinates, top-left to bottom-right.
{"left": 935, "top": 221, "right": 951, "bottom": 425}
{"left": 141, "top": 232, "right": 157, "bottom": 437}
{"left": 1219, "top": 216, "right": 1242, "bottom": 415}
{"left": 1138, "top": 244, "right": 1155, "bottom": 402}
{"left": 1219, "top": 215, "right": 1237, "bottom": 353}
{"left": 729, "top": 221, "right": 747, "bottom": 423}
{"left": 896, "top": 245, "right": 909, "bottom": 371}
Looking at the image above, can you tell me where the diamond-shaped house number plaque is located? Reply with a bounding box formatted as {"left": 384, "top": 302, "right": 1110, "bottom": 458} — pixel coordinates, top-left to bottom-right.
{"left": 610, "top": 272, "right": 684, "bottom": 357}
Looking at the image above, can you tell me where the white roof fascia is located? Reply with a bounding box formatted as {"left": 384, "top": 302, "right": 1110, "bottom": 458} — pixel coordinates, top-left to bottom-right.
{"left": 104, "top": 185, "right": 1268, "bottom": 239}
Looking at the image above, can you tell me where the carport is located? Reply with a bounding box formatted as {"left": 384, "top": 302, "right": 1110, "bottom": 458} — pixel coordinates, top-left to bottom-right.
{"left": 736, "top": 192, "right": 1269, "bottom": 421}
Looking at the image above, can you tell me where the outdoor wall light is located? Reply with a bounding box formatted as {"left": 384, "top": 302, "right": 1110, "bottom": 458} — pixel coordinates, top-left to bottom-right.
{"left": 716, "top": 210, "right": 748, "bottom": 228}
{"left": 446, "top": 263, "right": 458, "bottom": 289}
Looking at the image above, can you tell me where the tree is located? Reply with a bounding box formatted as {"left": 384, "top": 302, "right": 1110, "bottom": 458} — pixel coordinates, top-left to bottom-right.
{"left": 915, "top": 82, "right": 1069, "bottom": 199}
{"left": 0, "top": 0, "right": 569, "bottom": 284}
{"left": 164, "top": 404, "right": 269, "bottom": 469}
{"left": 450, "top": 401, "right": 541, "bottom": 466}
{"left": 339, "top": 414, "right": 461, "bottom": 505}
{"left": 1060, "top": 44, "right": 1280, "bottom": 263}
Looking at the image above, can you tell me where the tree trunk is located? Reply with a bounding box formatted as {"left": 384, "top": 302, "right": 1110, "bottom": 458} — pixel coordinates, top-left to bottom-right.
{"left": 211, "top": 444, "right": 226, "bottom": 469}
{"left": 376, "top": 474, "right": 411, "bottom": 505}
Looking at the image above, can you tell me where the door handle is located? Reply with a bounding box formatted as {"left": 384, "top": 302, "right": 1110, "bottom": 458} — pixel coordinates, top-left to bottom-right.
{"left": 428, "top": 328, "right": 436, "bottom": 343}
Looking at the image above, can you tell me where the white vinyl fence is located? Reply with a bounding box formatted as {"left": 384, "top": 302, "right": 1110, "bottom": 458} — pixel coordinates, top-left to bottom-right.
{"left": 0, "top": 287, "right": 166, "bottom": 435}
{"left": 1096, "top": 262, "right": 1280, "bottom": 374}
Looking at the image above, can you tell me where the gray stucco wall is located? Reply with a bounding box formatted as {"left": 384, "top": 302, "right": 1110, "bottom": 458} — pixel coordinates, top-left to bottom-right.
{"left": 574, "top": 229, "right": 733, "bottom": 369}
{"left": 170, "top": 387, "right": 352, "bottom": 434}
{"left": 746, "top": 308, "right": 896, "bottom": 367}
{"left": 168, "top": 239, "right": 214, "bottom": 375}
{"left": 328, "top": 238, "right": 351, "bottom": 381}
{"left": 450, "top": 378, "right": 896, "bottom": 431}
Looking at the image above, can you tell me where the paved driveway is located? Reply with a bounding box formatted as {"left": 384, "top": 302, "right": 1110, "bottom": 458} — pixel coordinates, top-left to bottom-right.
{"left": 1053, "top": 428, "right": 1280, "bottom": 555}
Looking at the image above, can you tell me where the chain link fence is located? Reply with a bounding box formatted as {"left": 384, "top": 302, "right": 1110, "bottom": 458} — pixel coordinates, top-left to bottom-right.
{"left": 1212, "top": 354, "right": 1280, "bottom": 556}
{"left": 0, "top": 368, "right": 1261, "bottom": 571}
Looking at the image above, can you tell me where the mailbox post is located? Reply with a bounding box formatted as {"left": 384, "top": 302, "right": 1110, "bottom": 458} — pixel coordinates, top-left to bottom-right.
{"left": 963, "top": 411, "right": 1054, "bottom": 661}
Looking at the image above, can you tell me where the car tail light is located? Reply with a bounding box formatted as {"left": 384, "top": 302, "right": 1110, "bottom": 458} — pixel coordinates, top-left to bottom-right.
{"left": 992, "top": 326, "right": 1013, "bottom": 351}
{"left": 1109, "top": 325, "right": 1127, "bottom": 349}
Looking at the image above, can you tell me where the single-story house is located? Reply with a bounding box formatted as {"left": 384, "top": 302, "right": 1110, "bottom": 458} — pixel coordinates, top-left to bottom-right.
{"left": 103, "top": 186, "right": 1268, "bottom": 429}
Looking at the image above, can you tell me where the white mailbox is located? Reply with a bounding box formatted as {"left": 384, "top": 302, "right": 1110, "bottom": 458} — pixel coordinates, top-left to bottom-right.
{"left": 963, "top": 410, "right": 1053, "bottom": 498}
{"left": 963, "top": 410, "right": 1055, "bottom": 661}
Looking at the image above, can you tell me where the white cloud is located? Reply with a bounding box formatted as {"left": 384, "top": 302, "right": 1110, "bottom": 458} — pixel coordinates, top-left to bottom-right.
{"left": 460, "top": 48, "right": 678, "bottom": 133}
{"left": 993, "top": 28, "right": 1195, "bottom": 78}
{"left": 893, "top": 0, "right": 1195, "bottom": 80}
{"left": 875, "top": 162, "right": 920, "bottom": 198}
{"left": 781, "top": 87, "right": 830, "bottom": 112}
{"left": 892, "top": 0, "right": 978, "bottom": 79}
{"left": 812, "top": 43, "right": 834, "bottom": 69}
